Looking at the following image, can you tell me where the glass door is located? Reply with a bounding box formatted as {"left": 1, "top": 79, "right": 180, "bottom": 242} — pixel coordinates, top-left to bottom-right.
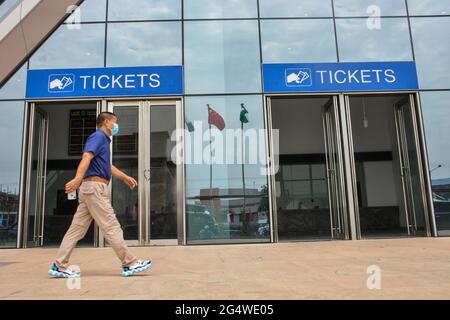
{"left": 108, "top": 100, "right": 183, "bottom": 246}
{"left": 24, "top": 106, "right": 48, "bottom": 247}
{"left": 147, "top": 101, "right": 181, "bottom": 245}
{"left": 109, "top": 101, "right": 141, "bottom": 245}
{"left": 345, "top": 94, "right": 431, "bottom": 239}
{"left": 269, "top": 96, "right": 349, "bottom": 241}
{"left": 394, "top": 95, "right": 429, "bottom": 236}
{"left": 323, "top": 97, "right": 348, "bottom": 239}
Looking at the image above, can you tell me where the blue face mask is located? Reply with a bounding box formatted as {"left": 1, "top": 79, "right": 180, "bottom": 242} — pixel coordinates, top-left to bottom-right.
{"left": 111, "top": 123, "right": 120, "bottom": 136}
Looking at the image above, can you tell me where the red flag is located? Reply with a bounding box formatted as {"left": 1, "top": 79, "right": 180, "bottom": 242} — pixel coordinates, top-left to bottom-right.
{"left": 207, "top": 104, "right": 225, "bottom": 131}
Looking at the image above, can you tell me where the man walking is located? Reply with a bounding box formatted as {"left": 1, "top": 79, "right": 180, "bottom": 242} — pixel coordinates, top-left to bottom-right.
{"left": 48, "top": 112, "right": 152, "bottom": 278}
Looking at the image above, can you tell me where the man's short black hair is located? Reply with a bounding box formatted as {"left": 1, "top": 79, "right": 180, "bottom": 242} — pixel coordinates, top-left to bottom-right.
{"left": 96, "top": 112, "right": 117, "bottom": 127}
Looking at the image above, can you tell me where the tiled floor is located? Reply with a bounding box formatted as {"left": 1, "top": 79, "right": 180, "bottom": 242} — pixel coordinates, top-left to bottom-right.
{"left": 0, "top": 237, "right": 449, "bottom": 299}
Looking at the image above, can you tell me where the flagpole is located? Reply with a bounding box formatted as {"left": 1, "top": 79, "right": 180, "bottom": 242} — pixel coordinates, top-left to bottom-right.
{"left": 241, "top": 121, "right": 246, "bottom": 208}
{"left": 206, "top": 104, "right": 213, "bottom": 196}
{"left": 209, "top": 122, "right": 213, "bottom": 192}
{"left": 240, "top": 103, "right": 248, "bottom": 235}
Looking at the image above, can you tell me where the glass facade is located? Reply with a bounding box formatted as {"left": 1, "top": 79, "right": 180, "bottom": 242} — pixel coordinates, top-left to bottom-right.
{"left": 184, "top": 20, "right": 261, "bottom": 94}
{"left": 334, "top": 0, "right": 407, "bottom": 16}
{"left": 65, "top": 0, "right": 107, "bottom": 23}
{"left": 410, "top": 17, "right": 450, "bottom": 89}
{"left": 408, "top": 0, "right": 450, "bottom": 16}
{"left": 261, "top": 19, "right": 337, "bottom": 63}
{"left": 29, "top": 24, "right": 105, "bottom": 70}
{"left": 106, "top": 22, "right": 182, "bottom": 67}
{"left": 1, "top": 0, "right": 450, "bottom": 247}
{"left": 421, "top": 92, "right": 450, "bottom": 235}
{"left": 259, "top": 0, "right": 333, "bottom": 18}
{"left": 108, "top": 0, "right": 181, "bottom": 21}
{"left": 0, "top": 101, "right": 24, "bottom": 248}
{"left": 336, "top": 18, "right": 413, "bottom": 62}
{"left": 184, "top": 0, "right": 258, "bottom": 19}
{"left": 185, "top": 95, "right": 269, "bottom": 243}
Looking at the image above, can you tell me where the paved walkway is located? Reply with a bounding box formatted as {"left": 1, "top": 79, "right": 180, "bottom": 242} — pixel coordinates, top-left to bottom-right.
{"left": 1, "top": 237, "right": 450, "bottom": 299}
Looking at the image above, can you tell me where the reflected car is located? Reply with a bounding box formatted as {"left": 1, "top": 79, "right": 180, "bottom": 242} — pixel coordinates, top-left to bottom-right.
{"left": 186, "top": 204, "right": 220, "bottom": 240}
{"left": 433, "top": 193, "right": 450, "bottom": 229}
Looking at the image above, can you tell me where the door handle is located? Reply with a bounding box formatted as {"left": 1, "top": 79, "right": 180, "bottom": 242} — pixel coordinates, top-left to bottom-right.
{"left": 144, "top": 169, "right": 151, "bottom": 181}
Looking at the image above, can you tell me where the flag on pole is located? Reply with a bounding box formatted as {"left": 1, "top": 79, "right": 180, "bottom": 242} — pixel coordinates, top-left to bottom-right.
{"left": 207, "top": 104, "right": 225, "bottom": 131}
{"left": 185, "top": 119, "right": 195, "bottom": 132}
{"left": 240, "top": 103, "right": 249, "bottom": 124}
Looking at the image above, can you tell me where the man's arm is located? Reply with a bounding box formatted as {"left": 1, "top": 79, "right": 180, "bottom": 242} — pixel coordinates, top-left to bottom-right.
{"left": 112, "top": 165, "right": 138, "bottom": 190}
{"left": 65, "top": 152, "right": 94, "bottom": 193}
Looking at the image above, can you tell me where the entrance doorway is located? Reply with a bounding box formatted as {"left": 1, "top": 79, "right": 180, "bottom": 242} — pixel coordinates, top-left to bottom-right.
{"left": 346, "top": 94, "right": 429, "bottom": 238}
{"left": 268, "top": 93, "right": 433, "bottom": 241}
{"left": 107, "top": 100, "right": 184, "bottom": 246}
{"left": 23, "top": 102, "right": 98, "bottom": 247}
{"left": 269, "top": 96, "right": 347, "bottom": 241}
{"left": 22, "top": 99, "right": 184, "bottom": 248}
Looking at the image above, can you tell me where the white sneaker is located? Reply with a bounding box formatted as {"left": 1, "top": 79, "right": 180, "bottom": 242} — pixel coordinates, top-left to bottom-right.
{"left": 48, "top": 263, "right": 81, "bottom": 278}
{"left": 122, "top": 259, "right": 153, "bottom": 277}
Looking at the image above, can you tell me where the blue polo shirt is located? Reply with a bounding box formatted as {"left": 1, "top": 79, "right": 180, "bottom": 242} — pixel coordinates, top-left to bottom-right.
{"left": 83, "top": 129, "right": 111, "bottom": 180}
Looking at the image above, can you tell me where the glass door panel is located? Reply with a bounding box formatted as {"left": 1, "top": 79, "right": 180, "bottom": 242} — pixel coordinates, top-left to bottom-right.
{"left": 394, "top": 95, "right": 428, "bottom": 235}
{"left": 323, "top": 97, "right": 347, "bottom": 239}
{"left": 110, "top": 102, "right": 140, "bottom": 243}
{"left": 148, "top": 104, "right": 178, "bottom": 241}
{"left": 26, "top": 107, "right": 48, "bottom": 247}
{"left": 347, "top": 94, "right": 430, "bottom": 238}
{"left": 270, "top": 96, "right": 341, "bottom": 241}
{"left": 108, "top": 100, "right": 182, "bottom": 246}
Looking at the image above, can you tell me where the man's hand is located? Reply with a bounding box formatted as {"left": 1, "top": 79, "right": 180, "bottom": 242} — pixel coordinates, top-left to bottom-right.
{"left": 65, "top": 177, "right": 83, "bottom": 193}
{"left": 65, "top": 152, "right": 93, "bottom": 193}
{"left": 123, "top": 175, "right": 138, "bottom": 190}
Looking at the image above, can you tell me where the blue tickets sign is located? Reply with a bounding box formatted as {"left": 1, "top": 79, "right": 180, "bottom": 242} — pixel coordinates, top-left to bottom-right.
{"left": 26, "top": 65, "right": 183, "bottom": 99}
{"left": 263, "top": 61, "right": 419, "bottom": 93}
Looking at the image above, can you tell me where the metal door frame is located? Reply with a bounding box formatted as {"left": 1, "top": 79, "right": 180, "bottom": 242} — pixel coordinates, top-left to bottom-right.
{"left": 394, "top": 97, "right": 416, "bottom": 235}
{"left": 266, "top": 93, "right": 351, "bottom": 242}
{"left": 19, "top": 100, "right": 102, "bottom": 248}
{"left": 22, "top": 104, "right": 49, "bottom": 248}
{"left": 343, "top": 92, "right": 435, "bottom": 239}
{"left": 323, "top": 96, "right": 350, "bottom": 240}
{"left": 264, "top": 91, "right": 437, "bottom": 242}
{"left": 394, "top": 95, "right": 433, "bottom": 236}
{"left": 107, "top": 98, "right": 184, "bottom": 246}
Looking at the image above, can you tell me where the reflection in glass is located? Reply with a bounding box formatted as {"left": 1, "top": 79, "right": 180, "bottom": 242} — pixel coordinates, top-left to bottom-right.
{"left": 0, "top": 101, "right": 23, "bottom": 247}
{"left": 29, "top": 24, "right": 105, "bottom": 69}
{"left": 410, "top": 17, "right": 450, "bottom": 89}
{"left": 107, "top": 22, "right": 182, "bottom": 67}
{"left": 184, "top": 20, "right": 261, "bottom": 94}
{"left": 185, "top": 95, "right": 270, "bottom": 243}
{"left": 421, "top": 91, "right": 450, "bottom": 234}
{"left": 395, "top": 98, "right": 427, "bottom": 235}
{"left": 259, "top": 0, "right": 332, "bottom": 18}
{"left": 184, "top": 0, "right": 257, "bottom": 19}
{"left": 108, "top": 0, "right": 181, "bottom": 21}
{"left": 27, "top": 109, "right": 45, "bottom": 247}
{"left": 336, "top": 18, "right": 412, "bottom": 62}
{"left": 261, "top": 19, "right": 337, "bottom": 63}
{"left": 149, "top": 106, "right": 178, "bottom": 239}
{"left": 65, "top": 0, "right": 107, "bottom": 23}
{"left": 408, "top": 0, "right": 450, "bottom": 15}
{"left": 0, "top": 63, "right": 26, "bottom": 100}
{"left": 112, "top": 107, "right": 139, "bottom": 241}
{"left": 334, "top": 0, "right": 406, "bottom": 16}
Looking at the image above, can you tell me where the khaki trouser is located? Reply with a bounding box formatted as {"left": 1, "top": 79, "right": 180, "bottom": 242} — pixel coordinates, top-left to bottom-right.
{"left": 55, "top": 181, "right": 137, "bottom": 268}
